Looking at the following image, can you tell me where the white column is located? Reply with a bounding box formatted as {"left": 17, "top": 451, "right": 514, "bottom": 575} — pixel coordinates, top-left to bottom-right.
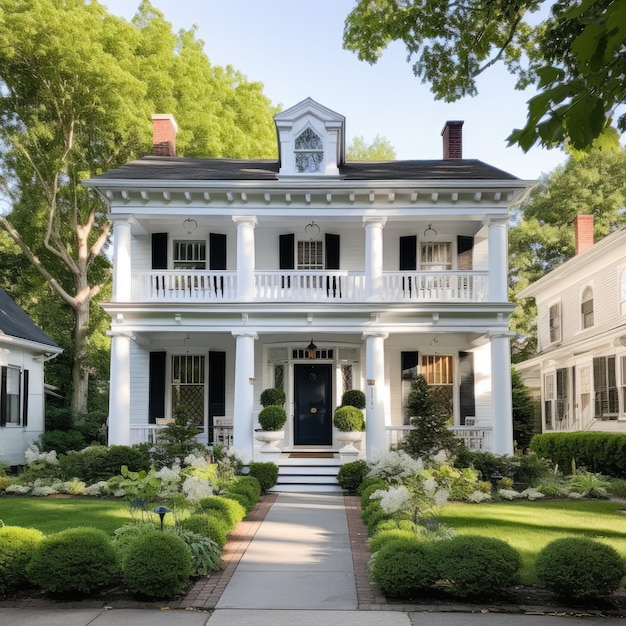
{"left": 490, "top": 332, "right": 514, "bottom": 455}
{"left": 363, "top": 217, "right": 386, "bottom": 301}
{"left": 112, "top": 218, "right": 132, "bottom": 302}
{"left": 363, "top": 331, "right": 388, "bottom": 458}
{"left": 233, "top": 216, "right": 257, "bottom": 300}
{"left": 487, "top": 217, "right": 508, "bottom": 302}
{"left": 232, "top": 331, "right": 258, "bottom": 461}
{"left": 108, "top": 333, "right": 131, "bottom": 445}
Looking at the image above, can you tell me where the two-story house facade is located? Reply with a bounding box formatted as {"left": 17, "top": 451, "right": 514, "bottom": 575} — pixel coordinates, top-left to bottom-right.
{"left": 85, "top": 98, "right": 534, "bottom": 464}
{"left": 0, "top": 289, "right": 63, "bottom": 466}
{"left": 517, "top": 216, "right": 626, "bottom": 433}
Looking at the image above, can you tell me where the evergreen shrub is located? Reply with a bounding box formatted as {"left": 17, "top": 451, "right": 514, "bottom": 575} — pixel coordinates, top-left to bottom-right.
{"left": 535, "top": 537, "right": 626, "bottom": 601}
{"left": 369, "top": 529, "right": 418, "bottom": 554}
{"left": 333, "top": 406, "right": 365, "bottom": 431}
{"left": 341, "top": 389, "right": 366, "bottom": 409}
{"left": 222, "top": 491, "right": 253, "bottom": 512}
{"left": 370, "top": 537, "right": 437, "bottom": 598}
{"left": 360, "top": 479, "right": 388, "bottom": 509}
{"left": 180, "top": 514, "right": 230, "bottom": 548}
{"left": 26, "top": 528, "right": 119, "bottom": 595}
{"left": 432, "top": 535, "right": 521, "bottom": 599}
{"left": 229, "top": 476, "right": 261, "bottom": 505}
{"left": 38, "top": 430, "right": 86, "bottom": 454}
{"left": 248, "top": 461, "right": 279, "bottom": 492}
{"left": 122, "top": 531, "right": 193, "bottom": 599}
{"left": 337, "top": 460, "right": 369, "bottom": 491}
{"left": 258, "top": 405, "right": 287, "bottom": 431}
{"left": 0, "top": 526, "right": 44, "bottom": 595}
{"left": 197, "top": 495, "right": 245, "bottom": 527}
{"left": 260, "top": 388, "right": 285, "bottom": 407}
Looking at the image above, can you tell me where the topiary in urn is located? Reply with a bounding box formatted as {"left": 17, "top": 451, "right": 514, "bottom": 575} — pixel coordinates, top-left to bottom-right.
{"left": 333, "top": 405, "right": 365, "bottom": 432}
{"left": 258, "top": 405, "right": 287, "bottom": 431}
{"left": 260, "top": 388, "right": 286, "bottom": 408}
{"left": 340, "top": 389, "right": 366, "bottom": 409}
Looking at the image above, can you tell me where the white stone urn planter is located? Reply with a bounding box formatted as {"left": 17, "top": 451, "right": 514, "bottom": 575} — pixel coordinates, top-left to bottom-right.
{"left": 254, "top": 430, "right": 285, "bottom": 462}
{"left": 336, "top": 430, "right": 363, "bottom": 463}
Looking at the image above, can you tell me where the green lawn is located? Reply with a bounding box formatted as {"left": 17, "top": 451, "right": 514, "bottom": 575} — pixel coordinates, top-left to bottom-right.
{"left": 439, "top": 500, "right": 626, "bottom": 585}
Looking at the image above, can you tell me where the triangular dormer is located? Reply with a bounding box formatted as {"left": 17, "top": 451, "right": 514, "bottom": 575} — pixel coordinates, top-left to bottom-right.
{"left": 274, "top": 98, "right": 345, "bottom": 178}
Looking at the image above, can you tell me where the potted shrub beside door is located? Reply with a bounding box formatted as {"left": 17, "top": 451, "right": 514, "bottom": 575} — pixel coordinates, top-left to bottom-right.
{"left": 333, "top": 405, "right": 365, "bottom": 462}
{"left": 255, "top": 395, "right": 287, "bottom": 461}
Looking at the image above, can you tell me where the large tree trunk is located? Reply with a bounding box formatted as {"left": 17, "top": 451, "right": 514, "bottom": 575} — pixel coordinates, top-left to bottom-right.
{"left": 71, "top": 289, "right": 91, "bottom": 415}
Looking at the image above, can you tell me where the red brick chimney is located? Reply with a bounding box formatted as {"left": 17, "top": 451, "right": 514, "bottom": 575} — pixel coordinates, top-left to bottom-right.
{"left": 441, "top": 120, "right": 464, "bottom": 159}
{"left": 574, "top": 214, "right": 594, "bottom": 255}
{"left": 152, "top": 114, "right": 178, "bottom": 157}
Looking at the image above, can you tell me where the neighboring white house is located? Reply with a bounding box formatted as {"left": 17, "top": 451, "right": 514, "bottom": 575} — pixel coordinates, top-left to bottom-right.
{"left": 85, "top": 98, "right": 534, "bottom": 467}
{"left": 0, "top": 289, "right": 63, "bottom": 466}
{"left": 516, "top": 216, "right": 626, "bottom": 434}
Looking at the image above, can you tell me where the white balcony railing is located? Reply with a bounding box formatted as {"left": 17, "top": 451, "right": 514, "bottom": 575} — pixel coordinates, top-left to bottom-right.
{"left": 383, "top": 271, "right": 489, "bottom": 302}
{"left": 386, "top": 424, "right": 492, "bottom": 452}
{"left": 130, "top": 270, "right": 488, "bottom": 303}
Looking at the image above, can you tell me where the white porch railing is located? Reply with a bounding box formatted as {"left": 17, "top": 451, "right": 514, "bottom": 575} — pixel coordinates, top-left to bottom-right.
{"left": 386, "top": 425, "right": 492, "bottom": 452}
{"left": 383, "top": 271, "right": 489, "bottom": 302}
{"left": 130, "top": 424, "right": 160, "bottom": 445}
{"left": 132, "top": 271, "right": 237, "bottom": 301}
{"left": 255, "top": 271, "right": 365, "bottom": 301}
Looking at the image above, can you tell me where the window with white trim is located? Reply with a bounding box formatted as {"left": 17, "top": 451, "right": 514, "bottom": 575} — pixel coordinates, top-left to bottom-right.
{"left": 295, "top": 127, "right": 323, "bottom": 173}
{"left": 0, "top": 366, "right": 21, "bottom": 426}
{"left": 544, "top": 372, "right": 555, "bottom": 430}
{"left": 173, "top": 241, "right": 206, "bottom": 270}
{"left": 297, "top": 240, "right": 323, "bottom": 270}
{"left": 420, "top": 242, "right": 452, "bottom": 271}
{"left": 593, "top": 356, "right": 618, "bottom": 417}
{"left": 549, "top": 303, "right": 561, "bottom": 343}
{"left": 581, "top": 286, "right": 594, "bottom": 329}
{"left": 171, "top": 354, "right": 205, "bottom": 427}
{"left": 421, "top": 354, "right": 454, "bottom": 417}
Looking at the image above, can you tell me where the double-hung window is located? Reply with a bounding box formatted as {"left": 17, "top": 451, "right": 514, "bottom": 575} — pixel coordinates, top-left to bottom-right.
{"left": 173, "top": 241, "right": 206, "bottom": 270}
{"left": 0, "top": 366, "right": 25, "bottom": 427}
{"left": 581, "top": 286, "right": 594, "bottom": 329}
{"left": 549, "top": 303, "right": 561, "bottom": 343}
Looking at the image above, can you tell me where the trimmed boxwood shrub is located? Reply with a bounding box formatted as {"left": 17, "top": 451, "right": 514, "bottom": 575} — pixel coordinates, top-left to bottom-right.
{"left": 370, "top": 537, "right": 438, "bottom": 598}
{"left": 59, "top": 444, "right": 152, "bottom": 482}
{"left": 369, "top": 529, "right": 418, "bottom": 554}
{"left": 258, "top": 405, "right": 287, "bottom": 431}
{"left": 180, "top": 513, "right": 231, "bottom": 548}
{"left": 535, "top": 537, "right": 626, "bottom": 601}
{"left": 432, "top": 535, "right": 521, "bottom": 599}
{"left": 229, "top": 476, "right": 261, "bottom": 509}
{"left": 38, "top": 429, "right": 86, "bottom": 454}
{"left": 122, "top": 531, "right": 193, "bottom": 599}
{"left": 337, "top": 460, "right": 369, "bottom": 492}
{"left": 223, "top": 491, "right": 253, "bottom": 512}
{"left": 197, "top": 496, "right": 245, "bottom": 528}
{"left": 333, "top": 405, "right": 365, "bottom": 431}
{"left": 248, "top": 462, "right": 279, "bottom": 492}
{"left": 0, "top": 526, "right": 44, "bottom": 595}
{"left": 260, "top": 388, "right": 285, "bottom": 407}
{"left": 341, "top": 389, "right": 366, "bottom": 409}
{"left": 530, "top": 432, "right": 626, "bottom": 478}
{"left": 360, "top": 479, "right": 388, "bottom": 509}
{"left": 26, "top": 528, "right": 119, "bottom": 595}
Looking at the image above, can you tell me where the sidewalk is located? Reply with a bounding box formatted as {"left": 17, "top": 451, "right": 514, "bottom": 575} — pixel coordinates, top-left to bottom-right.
{"left": 2, "top": 492, "right": 626, "bottom": 625}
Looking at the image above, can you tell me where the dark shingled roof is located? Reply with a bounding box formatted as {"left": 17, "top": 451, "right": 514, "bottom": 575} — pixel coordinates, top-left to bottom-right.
{"left": 90, "top": 156, "right": 518, "bottom": 182}
{"left": 0, "top": 289, "right": 60, "bottom": 349}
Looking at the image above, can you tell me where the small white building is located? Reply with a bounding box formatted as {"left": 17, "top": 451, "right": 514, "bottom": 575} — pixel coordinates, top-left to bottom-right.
{"left": 517, "top": 216, "right": 626, "bottom": 433}
{"left": 85, "top": 98, "right": 534, "bottom": 469}
{"left": 0, "top": 289, "right": 62, "bottom": 466}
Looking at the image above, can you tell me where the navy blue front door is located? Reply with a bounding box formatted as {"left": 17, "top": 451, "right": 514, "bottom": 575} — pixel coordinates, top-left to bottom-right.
{"left": 294, "top": 364, "right": 332, "bottom": 445}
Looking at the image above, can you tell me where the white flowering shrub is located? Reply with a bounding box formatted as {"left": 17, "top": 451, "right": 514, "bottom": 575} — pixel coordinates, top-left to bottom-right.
{"left": 182, "top": 475, "right": 213, "bottom": 503}
{"left": 370, "top": 486, "right": 413, "bottom": 513}
{"left": 467, "top": 490, "right": 492, "bottom": 503}
{"left": 32, "top": 484, "right": 57, "bottom": 496}
{"left": 24, "top": 445, "right": 58, "bottom": 466}
{"left": 519, "top": 487, "right": 545, "bottom": 501}
{"left": 6, "top": 484, "right": 31, "bottom": 494}
{"left": 367, "top": 450, "right": 423, "bottom": 483}
{"left": 84, "top": 481, "right": 110, "bottom": 496}
{"left": 498, "top": 489, "right": 520, "bottom": 500}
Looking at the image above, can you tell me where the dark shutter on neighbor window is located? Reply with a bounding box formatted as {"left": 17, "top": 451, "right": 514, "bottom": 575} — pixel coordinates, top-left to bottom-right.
{"left": 208, "top": 351, "right": 226, "bottom": 424}
{"left": 0, "top": 366, "right": 6, "bottom": 427}
{"left": 151, "top": 233, "right": 168, "bottom": 270}
{"left": 457, "top": 236, "right": 474, "bottom": 270}
{"left": 459, "top": 351, "right": 476, "bottom": 425}
{"left": 325, "top": 234, "right": 340, "bottom": 270}
{"left": 279, "top": 234, "right": 295, "bottom": 270}
{"left": 399, "top": 236, "right": 417, "bottom": 271}
{"left": 22, "top": 369, "right": 29, "bottom": 427}
{"left": 209, "top": 233, "right": 227, "bottom": 270}
{"left": 149, "top": 352, "right": 167, "bottom": 424}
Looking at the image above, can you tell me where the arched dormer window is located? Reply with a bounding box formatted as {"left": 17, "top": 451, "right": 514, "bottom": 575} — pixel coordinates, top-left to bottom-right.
{"left": 295, "top": 127, "right": 323, "bottom": 173}
{"left": 581, "top": 285, "right": 594, "bottom": 329}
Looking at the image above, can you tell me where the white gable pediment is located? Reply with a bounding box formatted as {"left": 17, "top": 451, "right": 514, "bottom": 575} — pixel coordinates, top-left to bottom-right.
{"left": 274, "top": 97, "right": 345, "bottom": 178}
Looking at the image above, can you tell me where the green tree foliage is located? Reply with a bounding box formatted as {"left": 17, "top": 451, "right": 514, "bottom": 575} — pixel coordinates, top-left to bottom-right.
{"left": 343, "top": 0, "right": 626, "bottom": 152}
{"left": 347, "top": 135, "right": 396, "bottom": 160}
{"left": 511, "top": 368, "right": 535, "bottom": 449}
{"left": 509, "top": 149, "right": 626, "bottom": 360}
{"left": 0, "top": 0, "right": 278, "bottom": 413}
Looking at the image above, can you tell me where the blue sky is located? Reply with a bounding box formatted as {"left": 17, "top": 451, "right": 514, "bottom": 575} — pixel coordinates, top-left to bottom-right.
{"left": 105, "top": 0, "right": 570, "bottom": 181}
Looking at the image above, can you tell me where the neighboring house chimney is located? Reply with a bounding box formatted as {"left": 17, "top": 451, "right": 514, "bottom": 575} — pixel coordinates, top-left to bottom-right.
{"left": 574, "top": 214, "right": 594, "bottom": 254}
{"left": 152, "top": 114, "right": 178, "bottom": 157}
{"left": 441, "top": 120, "right": 464, "bottom": 159}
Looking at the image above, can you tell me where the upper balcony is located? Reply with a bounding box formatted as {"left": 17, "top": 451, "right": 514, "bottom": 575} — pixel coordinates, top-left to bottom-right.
{"left": 131, "top": 269, "right": 489, "bottom": 303}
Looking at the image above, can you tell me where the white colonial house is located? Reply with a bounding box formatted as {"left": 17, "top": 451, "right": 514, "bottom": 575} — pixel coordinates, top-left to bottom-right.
{"left": 85, "top": 98, "right": 533, "bottom": 482}
{"left": 517, "top": 216, "right": 626, "bottom": 434}
{"left": 0, "top": 289, "right": 63, "bottom": 466}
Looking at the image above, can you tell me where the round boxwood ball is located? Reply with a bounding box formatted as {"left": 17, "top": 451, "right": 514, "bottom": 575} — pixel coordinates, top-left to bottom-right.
{"left": 0, "top": 526, "right": 44, "bottom": 595}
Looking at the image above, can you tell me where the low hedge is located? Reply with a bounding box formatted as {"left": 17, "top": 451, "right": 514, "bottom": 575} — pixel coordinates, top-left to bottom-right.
{"left": 530, "top": 432, "right": 626, "bottom": 478}
{"left": 337, "top": 460, "right": 369, "bottom": 492}
{"left": 197, "top": 496, "right": 245, "bottom": 528}
{"left": 0, "top": 526, "right": 44, "bottom": 595}
{"left": 248, "top": 462, "right": 279, "bottom": 492}
{"left": 180, "top": 513, "right": 231, "bottom": 548}
{"left": 536, "top": 537, "right": 626, "bottom": 601}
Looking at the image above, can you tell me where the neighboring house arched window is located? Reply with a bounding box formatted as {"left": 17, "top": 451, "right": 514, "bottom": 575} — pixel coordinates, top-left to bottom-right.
{"left": 620, "top": 268, "right": 626, "bottom": 316}
{"left": 581, "top": 285, "right": 594, "bottom": 329}
{"left": 295, "top": 127, "right": 323, "bottom": 173}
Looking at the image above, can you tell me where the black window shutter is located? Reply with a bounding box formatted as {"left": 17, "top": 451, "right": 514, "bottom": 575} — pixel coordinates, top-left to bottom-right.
{"left": 325, "top": 234, "right": 340, "bottom": 270}
{"left": 208, "top": 351, "right": 226, "bottom": 421}
{"left": 151, "top": 233, "right": 168, "bottom": 270}
{"left": 279, "top": 234, "right": 295, "bottom": 269}
{"left": 0, "top": 366, "right": 6, "bottom": 427}
{"left": 459, "top": 351, "right": 476, "bottom": 425}
{"left": 401, "top": 351, "right": 419, "bottom": 376}
{"left": 457, "top": 235, "right": 474, "bottom": 270}
{"left": 22, "top": 369, "right": 29, "bottom": 427}
{"left": 399, "top": 236, "right": 417, "bottom": 271}
{"left": 209, "top": 233, "right": 227, "bottom": 270}
{"left": 149, "top": 352, "right": 167, "bottom": 424}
